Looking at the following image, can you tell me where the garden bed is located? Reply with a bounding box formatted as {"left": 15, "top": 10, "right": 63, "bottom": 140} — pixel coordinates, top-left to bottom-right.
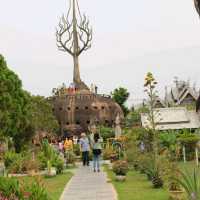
{"left": 105, "top": 166, "right": 169, "bottom": 200}
{"left": 17, "top": 171, "right": 73, "bottom": 200}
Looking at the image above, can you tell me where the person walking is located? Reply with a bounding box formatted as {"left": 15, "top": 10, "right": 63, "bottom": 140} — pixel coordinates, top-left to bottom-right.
{"left": 92, "top": 133, "right": 103, "bottom": 172}
{"left": 79, "top": 133, "right": 90, "bottom": 166}
{"left": 64, "top": 136, "right": 73, "bottom": 164}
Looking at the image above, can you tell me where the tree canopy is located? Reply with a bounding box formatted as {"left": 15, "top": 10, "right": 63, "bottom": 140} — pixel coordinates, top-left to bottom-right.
{"left": 0, "top": 55, "right": 58, "bottom": 152}
{"left": 111, "top": 87, "right": 130, "bottom": 116}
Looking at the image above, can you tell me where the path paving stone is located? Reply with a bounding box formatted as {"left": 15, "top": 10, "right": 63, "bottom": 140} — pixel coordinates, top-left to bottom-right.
{"left": 60, "top": 164, "right": 117, "bottom": 200}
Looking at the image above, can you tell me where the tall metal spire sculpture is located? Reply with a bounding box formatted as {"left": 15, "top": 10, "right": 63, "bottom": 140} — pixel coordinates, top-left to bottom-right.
{"left": 56, "top": 0, "right": 92, "bottom": 90}
{"left": 194, "top": 0, "right": 200, "bottom": 16}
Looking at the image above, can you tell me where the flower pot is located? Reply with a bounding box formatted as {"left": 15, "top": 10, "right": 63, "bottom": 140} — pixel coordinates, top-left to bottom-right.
{"left": 169, "top": 190, "right": 184, "bottom": 200}
{"left": 115, "top": 175, "right": 126, "bottom": 182}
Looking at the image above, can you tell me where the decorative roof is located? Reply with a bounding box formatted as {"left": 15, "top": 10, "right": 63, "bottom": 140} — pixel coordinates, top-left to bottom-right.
{"left": 141, "top": 107, "right": 200, "bottom": 130}
{"left": 165, "top": 80, "right": 199, "bottom": 106}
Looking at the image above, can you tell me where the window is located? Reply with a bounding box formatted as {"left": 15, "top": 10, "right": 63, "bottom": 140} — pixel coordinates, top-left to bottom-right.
{"left": 101, "top": 106, "right": 105, "bottom": 110}
{"left": 86, "top": 120, "right": 90, "bottom": 124}
{"left": 67, "top": 107, "right": 71, "bottom": 111}
{"left": 105, "top": 120, "right": 109, "bottom": 124}
{"left": 85, "top": 106, "right": 89, "bottom": 110}
{"left": 76, "top": 107, "right": 79, "bottom": 110}
{"left": 66, "top": 122, "right": 70, "bottom": 125}
{"left": 93, "top": 106, "right": 98, "bottom": 110}
{"left": 59, "top": 107, "right": 63, "bottom": 111}
{"left": 76, "top": 121, "right": 80, "bottom": 125}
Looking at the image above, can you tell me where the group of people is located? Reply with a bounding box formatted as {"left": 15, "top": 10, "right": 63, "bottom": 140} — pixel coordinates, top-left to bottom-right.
{"left": 58, "top": 132, "right": 103, "bottom": 172}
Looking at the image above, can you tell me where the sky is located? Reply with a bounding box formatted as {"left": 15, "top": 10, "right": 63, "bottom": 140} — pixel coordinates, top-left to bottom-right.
{"left": 0, "top": 0, "right": 200, "bottom": 106}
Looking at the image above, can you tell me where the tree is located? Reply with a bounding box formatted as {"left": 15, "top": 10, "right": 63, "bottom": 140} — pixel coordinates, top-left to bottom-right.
{"left": 111, "top": 87, "right": 130, "bottom": 116}
{"left": 29, "top": 95, "right": 59, "bottom": 134}
{"left": 0, "top": 55, "right": 32, "bottom": 151}
{"left": 0, "top": 55, "right": 59, "bottom": 152}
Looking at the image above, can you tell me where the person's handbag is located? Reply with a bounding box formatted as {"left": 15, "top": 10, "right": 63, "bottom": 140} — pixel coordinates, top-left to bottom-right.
{"left": 93, "top": 149, "right": 102, "bottom": 155}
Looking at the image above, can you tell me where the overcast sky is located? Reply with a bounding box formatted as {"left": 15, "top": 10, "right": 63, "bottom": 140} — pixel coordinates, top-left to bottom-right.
{"left": 0, "top": 0, "right": 200, "bottom": 106}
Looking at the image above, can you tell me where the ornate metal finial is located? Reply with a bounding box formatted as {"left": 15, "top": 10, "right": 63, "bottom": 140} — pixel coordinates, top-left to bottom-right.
{"left": 56, "top": 0, "right": 92, "bottom": 90}
{"left": 194, "top": 0, "right": 200, "bottom": 16}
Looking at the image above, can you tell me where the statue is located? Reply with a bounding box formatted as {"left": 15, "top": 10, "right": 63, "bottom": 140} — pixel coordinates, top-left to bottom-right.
{"left": 56, "top": 0, "right": 92, "bottom": 91}
{"left": 115, "top": 113, "right": 122, "bottom": 138}
{"left": 194, "top": 0, "right": 200, "bottom": 16}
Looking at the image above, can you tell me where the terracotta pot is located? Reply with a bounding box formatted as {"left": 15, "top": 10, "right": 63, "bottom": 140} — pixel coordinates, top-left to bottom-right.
{"left": 115, "top": 175, "right": 126, "bottom": 182}
{"left": 169, "top": 190, "right": 184, "bottom": 200}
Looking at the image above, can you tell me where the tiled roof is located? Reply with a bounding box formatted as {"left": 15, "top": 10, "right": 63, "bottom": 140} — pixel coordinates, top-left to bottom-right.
{"left": 141, "top": 107, "right": 200, "bottom": 130}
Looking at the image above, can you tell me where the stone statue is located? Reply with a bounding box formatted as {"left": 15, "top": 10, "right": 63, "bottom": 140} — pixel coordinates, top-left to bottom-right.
{"left": 115, "top": 113, "right": 122, "bottom": 138}
{"left": 194, "top": 0, "right": 200, "bottom": 16}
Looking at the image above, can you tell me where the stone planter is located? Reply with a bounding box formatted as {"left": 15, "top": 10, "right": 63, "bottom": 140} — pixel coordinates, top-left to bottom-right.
{"left": 115, "top": 175, "right": 126, "bottom": 182}
{"left": 169, "top": 190, "right": 184, "bottom": 200}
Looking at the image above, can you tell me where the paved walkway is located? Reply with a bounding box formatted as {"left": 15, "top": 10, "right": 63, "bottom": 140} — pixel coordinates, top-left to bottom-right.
{"left": 60, "top": 164, "right": 117, "bottom": 200}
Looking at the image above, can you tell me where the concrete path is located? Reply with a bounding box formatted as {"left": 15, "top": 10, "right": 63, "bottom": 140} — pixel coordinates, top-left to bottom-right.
{"left": 60, "top": 164, "right": 117, "bottom": 200}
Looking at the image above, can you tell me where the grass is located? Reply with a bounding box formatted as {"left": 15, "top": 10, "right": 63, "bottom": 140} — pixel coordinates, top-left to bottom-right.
{"left": 17, "top": 172, "right": 73, "bottom": 200}
{"left": 105, "top": 166, "right": 169, "bottom": 200}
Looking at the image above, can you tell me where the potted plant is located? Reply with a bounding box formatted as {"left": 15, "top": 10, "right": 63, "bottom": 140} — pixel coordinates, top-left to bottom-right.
{"left": 112, "top": 160, "right": 129, "bottom": 182}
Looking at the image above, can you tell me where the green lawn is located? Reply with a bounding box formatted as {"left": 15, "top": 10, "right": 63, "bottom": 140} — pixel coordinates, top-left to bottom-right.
{"left": 18, "top": 172, "right": 73, "bottom": 200}
{"left": 106, "top": 167, "right": 169, "bottom": 200}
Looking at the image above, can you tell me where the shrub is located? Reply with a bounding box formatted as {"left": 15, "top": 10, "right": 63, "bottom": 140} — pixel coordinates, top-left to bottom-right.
{"left": 73, "top": 144, "right": 80, "bottom": 156}
{"left": 65, "top": 151, "right": 76, "bottom": 165}
{"left": 99, "top": 126, "right": 115, "bottom": 141}
{"left": 103, "top": 147, "right": 118, "bottom": 161}
{"left": 112, "top": 160, "right": 129, "bottom": 176}
{"left": 53, "top": 157, "right": 64, "bottom": 174}
{"left": 174, "top": 168, "right": 200, "bottom": 200}
{"left": 0, "top": 177, "right": 22, "bottom": 199}
{"left": 26, "top": 181, "right": 49, "bottom": 200}
{"left": 37, "top": 152, "right": 48, "bottom": 170}
{"left": 0, "top": 177, "right": 49, "bottom": 200}
{"left": 3, "top": 151, "right": 21, "bottom": 169}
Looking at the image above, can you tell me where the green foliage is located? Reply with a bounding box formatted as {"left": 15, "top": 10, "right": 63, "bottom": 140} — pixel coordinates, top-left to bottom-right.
{"left": 125, "top": 106, "right": 148, "bottom": 128}
{"left": 4, "top": 151, "right": 40, "bottom": 174}
{"left": 111, "top": 87, "right": 130, "bottom": 116}
{"left": 0, "top": 177, "right": 22, "bottom": 199}
{"left": 73, "top": 144, "right": 81, "bottom": 156}
{"left": 99, "top": 126, "right": 114, "bottom": 141}
{"left": 0, "top": 55, "right": 59, "bottom": 152}
{"left": 174, "top": 168, "right": 200, "bottom": 200}
{"left": 112, "top": 160, "right": 129, "bottom": 176}
{"left": 53, "top": 157, "right": 64, "bottom": 174}
{"left": 103, "top": 146, "right": 118, "bottom": 161}
{"left": 26, "top": 181, "right": 49, "bottom": 200}
{"left": 159, "top": 132, "right": 177, "bottom": 148}
{"left": 178, "top": 132, "right": 200, "bottom": 146}
{"left": 0, "top": 177, "right": 49, "bottom": 200}
{"left": 0, "top": 55, "right": 34, "bottom": 152}
{"left": 29, "top": 95, "right": 59, "bottom": 134}
{"left": 38, "top": 140, "right": 64, "bottom": 174}
{"left": 3, "top": 151, "right": 21, "bottom": 169}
